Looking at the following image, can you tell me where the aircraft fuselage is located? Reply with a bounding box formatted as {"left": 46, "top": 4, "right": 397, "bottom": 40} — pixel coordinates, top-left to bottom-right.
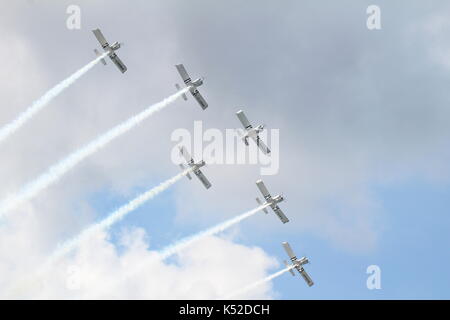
{"left": 243, "top": 124, "right": 265, "bottom": 139}
{"left": 262, "top": 194, "right": 284, "bottom": 208}
{"left": 290, "top": 256, "right": 309, "bottom": 274}
{"left": 191, "top": 78, "right": 204, "bottom": 88}
{"left": 101, "top": 41, "right": 120, "bottom": 54}
{"left": 187, "top": 160, "right": 206, "bottom": 171}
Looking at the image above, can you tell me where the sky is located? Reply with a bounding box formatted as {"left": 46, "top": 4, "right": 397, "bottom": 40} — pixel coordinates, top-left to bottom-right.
{"left": 0, "top": 0, "right": 449, "bottom": 299}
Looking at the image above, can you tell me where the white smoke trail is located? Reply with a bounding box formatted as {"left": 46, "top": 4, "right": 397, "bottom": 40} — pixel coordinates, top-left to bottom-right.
{"left": 5, "top": 169, "right": 192, "bottom": 299}
{"left": 89, "top": 204, "right": 271, "bottom": 298}
{"left": 47, "top": 169, "right": 192, "bottom": 264}
{"left": 224, "top": 265, "right": 295, "bottom": 299}
{"left": 0, "top": 87, "right": 190, "bottom": 219}
{"left": 0, "top": 53, "right": 108, "bottom": 144}
{"left": 157, "top": 203, "right": 271, "bottom": 260}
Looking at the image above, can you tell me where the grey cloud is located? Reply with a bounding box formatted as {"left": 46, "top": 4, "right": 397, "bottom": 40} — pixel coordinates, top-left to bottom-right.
{"left": 0, "top": 0, "right": 449, "bottom": 261}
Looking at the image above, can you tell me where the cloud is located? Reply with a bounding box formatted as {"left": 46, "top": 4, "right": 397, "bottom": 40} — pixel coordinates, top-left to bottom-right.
{"left": 15, "top": 228, "right": 278, "bottom": 299}
{"left": 1, "top": 0, "right": 450, "bottom": 299}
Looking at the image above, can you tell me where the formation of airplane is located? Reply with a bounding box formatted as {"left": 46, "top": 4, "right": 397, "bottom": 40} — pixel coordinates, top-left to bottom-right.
{"left": 90, "top": 29, "right": 313, "bottom": 290}
{"left": 175, "top": 64, "right": 208, "bottom": 110}
{"left": 282, "top": 242, "right": 314, "bottom": 287}
{"left": 236, "top": 110, "right": 270, "bottom": 154}
{"left": 92, "top": 28, "right": 127, "bottom": 73}
{"left": 178, "top": 146, "right": 212, "bottom": 189}
{"left": 255, "top": 179, "right": 289, "bottom": 224}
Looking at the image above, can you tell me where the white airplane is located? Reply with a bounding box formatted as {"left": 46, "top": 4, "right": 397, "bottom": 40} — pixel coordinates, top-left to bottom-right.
{"left": 178, "top": 146, "right": 212, "bottom": 189}
{"left": 236, "top": 110, "right": 270, "bottom": 155}
{"left": 282, "top": 241, "right": 314, "bottom": 287}
{"left": 255, "top": 179, "right": 289, "bottom": 224}
{"left": 175, "top": 64, "right": 208, "bottom": 110}
{"left": 92, "top": 28, "right": 127, "bottom": 73}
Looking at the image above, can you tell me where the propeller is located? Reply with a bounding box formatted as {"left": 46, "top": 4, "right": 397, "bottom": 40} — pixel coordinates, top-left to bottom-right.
{"left": 300, "top": 254, "right": 312, "bottom": 267}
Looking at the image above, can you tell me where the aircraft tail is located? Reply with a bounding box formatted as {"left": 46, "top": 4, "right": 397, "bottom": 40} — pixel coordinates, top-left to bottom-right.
{"left": 284, "top": 260, "right": 296, "bottom": 276}
{"left": 94, "top": 49, "right": 107, "bottom": 65}
{"left": 256, "top": 198, "right": 269, "bottom": 213}
{"left": 179, "top": 164, "right": 192, "bottom": 180}
{"left": 175, "top": 83, "right": 188, "bottom": 101}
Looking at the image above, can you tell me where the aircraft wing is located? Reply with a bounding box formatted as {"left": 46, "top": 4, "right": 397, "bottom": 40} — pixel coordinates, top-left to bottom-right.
{"left": 92, "top": 28, "right": 109, "bottom": 49}
{"left": 298, "top": 267, "right": 314, "bottom": 287}
{"left": 179, "top": 146, "right": 194, "bottom": 164}
{"left": 282, "top": 242, "right": 296, "bottom": 260}
{"left": 190, "top": 88, "right": 208, "bottom": 110}
{"left": 109, "top": 53, "right": 127, "bottom": 73}
{"left": 176, "top": 64, "right": 192, "bottom": 85}
{"left": 236, "top": 110, "right": 252, "bottom": 130}
{"left": 256, "top": 180, "right": 271, "bottom": 199}
{"left": 251, "top": 135, "right": 271, "bottom": 154}
{"left": 194, "top": 169, "right": 212, "bottom": 189}
{"left": 271, "top": 204, "right": 289, "bottom": 224}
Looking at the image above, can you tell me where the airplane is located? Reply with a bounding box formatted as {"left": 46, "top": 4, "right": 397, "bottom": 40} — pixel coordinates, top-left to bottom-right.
{"left": 255, "top": 179, "right": 289, "bottom": 224}
{"left": 178, "top": 146, "right": 212, "bottom": 189}
{"left": 175, "top": 64, "right": 208, "bottom": 110}
{"left": 282, "top": 241, "right": 314, "bottom": 287}
{"left": 236, "top": 110, "right": 270, "bottom": 155}
{"left": 92, "top": 28, "right": 127, "bottom": 73}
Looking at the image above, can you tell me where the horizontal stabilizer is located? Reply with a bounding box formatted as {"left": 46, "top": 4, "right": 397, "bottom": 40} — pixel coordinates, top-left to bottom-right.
{"left": 256, "top": 198, "right": 269, "bottom": 214}
{"left": 284, "top": 261, "right": 295, "bottom": 276}
{"left": 94, "top": 49, "right": 107, "bottom": 65}
{"left": 175, "top": 83, "right": 188, "bottom": 101}
{"left": 179, "top": 164, "right": 192, "bottom": 180}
